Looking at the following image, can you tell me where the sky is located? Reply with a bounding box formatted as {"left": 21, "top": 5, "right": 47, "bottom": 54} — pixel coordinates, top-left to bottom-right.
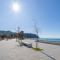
{"left": 0, "top": 0, "right": 60, "bottom": 38}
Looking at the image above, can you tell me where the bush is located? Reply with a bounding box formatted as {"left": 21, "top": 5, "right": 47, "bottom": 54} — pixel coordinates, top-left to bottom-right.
{"left": 32, "top": 47, "right": 43, "bottom": 51}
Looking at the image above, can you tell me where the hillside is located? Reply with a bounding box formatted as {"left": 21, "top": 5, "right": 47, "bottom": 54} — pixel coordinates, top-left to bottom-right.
{"left": 0, "top": 31, "right": 39, "bottom": 38}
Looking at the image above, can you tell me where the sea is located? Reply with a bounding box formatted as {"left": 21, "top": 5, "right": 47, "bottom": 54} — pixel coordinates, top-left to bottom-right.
{"left": 40, "top": 38, "right": 60, "bottom": 42}
{"left": 48, "top": 38, "right": 60, "bottom": 42}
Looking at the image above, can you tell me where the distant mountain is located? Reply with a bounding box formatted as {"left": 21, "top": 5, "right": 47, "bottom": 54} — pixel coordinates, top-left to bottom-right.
{"left": 24, "top": 33, "right": 39, "bottom": 38}
{"left": 0, "top": 31, "right": 13, "bottom": 36}
{"left": 0, "top": 30, "right": 39, "bottom": 38}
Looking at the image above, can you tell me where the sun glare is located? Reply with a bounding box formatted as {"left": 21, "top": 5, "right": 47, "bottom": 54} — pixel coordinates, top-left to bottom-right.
{"left": 11, "top": 2, "right": 21, "bottom": 13}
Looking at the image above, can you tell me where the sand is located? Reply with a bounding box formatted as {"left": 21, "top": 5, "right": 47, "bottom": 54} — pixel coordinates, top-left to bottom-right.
{"left": 0, "top": 39, "right": 60, "bottom": 60}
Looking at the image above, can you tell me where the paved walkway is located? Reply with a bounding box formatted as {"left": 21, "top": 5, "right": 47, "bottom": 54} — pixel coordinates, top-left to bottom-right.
{"left": 0, "top": 39, "right": 59, "bottom": 60}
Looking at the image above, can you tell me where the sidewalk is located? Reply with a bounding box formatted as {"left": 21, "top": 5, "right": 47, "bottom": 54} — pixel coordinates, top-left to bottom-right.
{"left": 0, "top": 39, "right": 60, "bottom": 60}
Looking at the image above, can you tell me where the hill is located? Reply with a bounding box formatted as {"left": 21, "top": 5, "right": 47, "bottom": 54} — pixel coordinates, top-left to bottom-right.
{"left": 0, "top": 31, "right": 39, "bottom": 38}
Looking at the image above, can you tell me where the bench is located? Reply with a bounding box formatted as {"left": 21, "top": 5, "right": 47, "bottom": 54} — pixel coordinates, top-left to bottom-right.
{"left": 22, "top": 42, "right": 32, "bottom": 48}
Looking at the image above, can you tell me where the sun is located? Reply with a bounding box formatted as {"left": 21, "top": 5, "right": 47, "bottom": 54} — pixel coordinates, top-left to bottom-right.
{"left": 11, "top": 2, "right": 21, "bottom": 13}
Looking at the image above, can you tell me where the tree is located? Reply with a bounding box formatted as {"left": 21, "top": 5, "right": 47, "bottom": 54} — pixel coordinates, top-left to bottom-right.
{"left": 33, "top": 20, "right": 39, "bottom": 48}
{"left": 34, "top": 24, "right": 39, "bottom": 48}
{"left": 20, "top": 31, "right": 24, "bottom": 43}
{"left": 16, "top": 26, "right": 24, "bottom": 46}
{"left": 16, "top": 26, "right": 20, "bottom": 42}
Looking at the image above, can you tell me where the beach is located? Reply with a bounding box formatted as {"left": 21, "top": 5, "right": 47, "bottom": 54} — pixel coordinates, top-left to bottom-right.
{"left": 0, "top": 39, "right": 60, "bottom": 60}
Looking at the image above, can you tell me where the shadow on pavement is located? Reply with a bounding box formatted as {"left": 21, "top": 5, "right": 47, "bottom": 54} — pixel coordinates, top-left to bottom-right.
{"left": 41, "top": 51, "right": 56, "bottom": 60}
